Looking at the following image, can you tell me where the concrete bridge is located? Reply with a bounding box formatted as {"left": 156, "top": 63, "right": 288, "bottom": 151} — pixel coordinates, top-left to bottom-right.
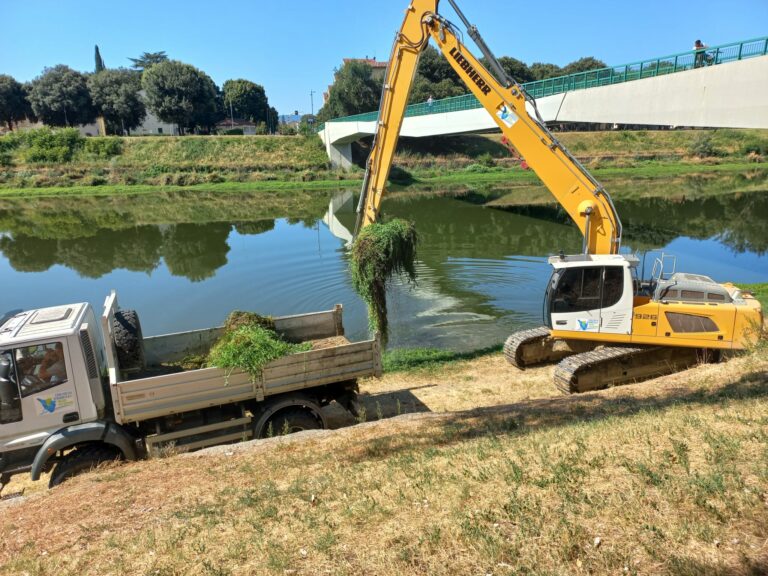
{"left": 318, "top": 37, "right": 768, "bottom": 168}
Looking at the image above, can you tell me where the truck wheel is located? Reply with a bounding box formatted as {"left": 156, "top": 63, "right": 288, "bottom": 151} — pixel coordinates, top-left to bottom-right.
{"left": 48, "top": 445, "right": 122, "bottom": 488}
{"left": 113, "top": 309, "right": 145, "bottom": 373}
{"left": 260, "top": 408, "right": 321, "bottom": 438}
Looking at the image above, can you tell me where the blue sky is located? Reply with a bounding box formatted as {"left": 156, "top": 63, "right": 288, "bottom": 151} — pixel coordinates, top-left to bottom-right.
{"left": 1, "top": 0, "right": 766, "bottom": 115}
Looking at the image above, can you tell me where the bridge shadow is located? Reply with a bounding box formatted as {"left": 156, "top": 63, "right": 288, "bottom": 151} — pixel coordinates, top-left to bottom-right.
{"left": 339, "top": 367, "right": 768, "bottom": 462}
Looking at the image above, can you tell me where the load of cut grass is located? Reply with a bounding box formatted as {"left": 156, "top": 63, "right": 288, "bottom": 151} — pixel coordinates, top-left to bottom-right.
{"left": 223, "top": 310, "right": 275, "bottom": 333}
{"left": 350, "top": 219, "right": 418, "bottom": 343}
{"left": 208, "top": 313, "right": 310, "bottom": 380}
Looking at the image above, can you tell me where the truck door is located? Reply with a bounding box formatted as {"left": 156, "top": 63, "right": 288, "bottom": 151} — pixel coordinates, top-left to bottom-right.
{"left": 0, "top": 340, "right": 82, "bottom": 451}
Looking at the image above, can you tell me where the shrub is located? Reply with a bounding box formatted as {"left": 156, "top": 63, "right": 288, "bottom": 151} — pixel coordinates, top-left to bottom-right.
{"left": 740, "top": 136, "right": 768, "bottom": 156}
{"left": 85, "top": 137, "right": 123, "bottom": 158}
{"left": 21, "top": 127, "right": 84, "bottom": 163}
{"left": 477, "top": 152, "right": 496, "bottom": 167}
{"left": 222, "top": 128, "right": 244, "bottom": 136}
{"left": 688, "top": 133, "right": 721, "bottom": 158}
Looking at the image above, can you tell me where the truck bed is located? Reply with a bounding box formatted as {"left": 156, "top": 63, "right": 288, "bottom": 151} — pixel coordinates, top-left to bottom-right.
{"left": 105, "top": 304, "right": 381, "bottom": 425}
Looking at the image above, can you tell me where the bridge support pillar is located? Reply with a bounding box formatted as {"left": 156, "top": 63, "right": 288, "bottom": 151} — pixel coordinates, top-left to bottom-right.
{"left": 328, "top": 142, "right": 353, "bottom": 170}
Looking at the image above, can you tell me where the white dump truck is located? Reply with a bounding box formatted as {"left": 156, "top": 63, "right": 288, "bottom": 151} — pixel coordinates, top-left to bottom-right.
{"left": 0, "top": 292, "right": 381, "bottom": 488}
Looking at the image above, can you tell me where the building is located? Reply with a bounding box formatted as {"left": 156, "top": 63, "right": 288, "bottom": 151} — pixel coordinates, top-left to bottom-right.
{"left": 215, "top": 118, "right": 257, "bottom": 135}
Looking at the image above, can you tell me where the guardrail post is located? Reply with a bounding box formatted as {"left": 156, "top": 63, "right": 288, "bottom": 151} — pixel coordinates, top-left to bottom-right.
{"left": 737, "top": 43, "right": 743, "bottom": 60}
{"left": 763, "top": 38, "right": 768, "bottom": 55}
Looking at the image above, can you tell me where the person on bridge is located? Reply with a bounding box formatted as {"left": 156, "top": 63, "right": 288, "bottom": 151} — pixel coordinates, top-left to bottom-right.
{"left": 427, "top": 95, "right": 434, "bottom": 108}
{"left": 693, "top": 39, "right": 709, "bottom": 68}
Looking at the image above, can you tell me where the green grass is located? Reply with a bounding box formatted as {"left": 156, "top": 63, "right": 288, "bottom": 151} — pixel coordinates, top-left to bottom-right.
{"left": 1, "top": 129, "right": 765, "bottom": 195}
{"left": 0, "top": 161, "right": 761, "bottom": 199}
{"left": 382, "top": 344, "right": 503, "bottom": 373}
{"left": 739, "top": 283, "right": 768, "bottom": 308}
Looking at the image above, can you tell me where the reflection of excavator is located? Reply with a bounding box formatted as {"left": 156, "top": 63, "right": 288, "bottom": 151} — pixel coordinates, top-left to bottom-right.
{"left": 354, "top": 0, "right": 763, "bottom": 392}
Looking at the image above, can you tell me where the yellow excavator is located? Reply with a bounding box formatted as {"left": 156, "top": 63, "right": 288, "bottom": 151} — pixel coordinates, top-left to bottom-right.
{"left": 354, "top": 0, "right": 763, "bottom": 393}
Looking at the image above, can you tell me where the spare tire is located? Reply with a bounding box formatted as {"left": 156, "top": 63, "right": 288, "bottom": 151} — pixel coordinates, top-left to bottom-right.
{"left": 113, "top": 309, "right": 145, "bottom": 373}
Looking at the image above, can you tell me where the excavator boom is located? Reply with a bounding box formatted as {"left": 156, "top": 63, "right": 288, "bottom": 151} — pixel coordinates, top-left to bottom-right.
{"left": 356, "top": 0, "right": 622, "bottom": 255}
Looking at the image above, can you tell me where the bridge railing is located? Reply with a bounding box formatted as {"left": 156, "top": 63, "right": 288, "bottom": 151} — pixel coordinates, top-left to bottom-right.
{"left": 318, "top": 36, "right": 768, "bottom": 132}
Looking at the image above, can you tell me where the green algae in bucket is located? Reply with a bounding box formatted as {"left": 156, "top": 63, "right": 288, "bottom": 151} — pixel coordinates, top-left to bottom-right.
{"left": 350, "top": 219, "right": 418, "bottom": 344}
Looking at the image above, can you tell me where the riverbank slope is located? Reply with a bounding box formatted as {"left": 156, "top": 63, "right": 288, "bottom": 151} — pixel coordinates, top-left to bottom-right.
{"left": 2, "top": 339, "right": 766, "bottom": 575}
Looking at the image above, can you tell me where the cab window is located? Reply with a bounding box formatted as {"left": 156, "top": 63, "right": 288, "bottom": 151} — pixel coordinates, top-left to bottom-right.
{"left": 602, "top": 267, "right": 625, "bottom": 308}
{"left": 15, "top": 341, "right": 68, "bottom": 398}
{"left": 551, "top": 266, "right": 625, "bottom": 314}
{"left": 552, "top": 267, "right": 602, "bottom": 313}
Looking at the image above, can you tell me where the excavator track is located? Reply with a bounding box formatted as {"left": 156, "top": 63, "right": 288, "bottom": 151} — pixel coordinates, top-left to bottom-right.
{"left": 503, "top": 327, "right": 552, "bottom": 368}
{"left": 504, "top": 327, "right": 598, "bottom": 369}
{"left": 554, "top": 345, "right": 703, "bottom": 394}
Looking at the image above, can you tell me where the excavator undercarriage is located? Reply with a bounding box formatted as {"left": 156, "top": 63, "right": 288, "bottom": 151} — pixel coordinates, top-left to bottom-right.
{"left": 504, "top": 329, "right": 716, "bottom": 394}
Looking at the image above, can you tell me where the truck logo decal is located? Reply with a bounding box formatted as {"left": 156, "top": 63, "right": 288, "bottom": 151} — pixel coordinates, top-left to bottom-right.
{"left": 38, "top": 397, "right": 56, "bottom": 413}
{"left": 35, "top": 390, "right": 75, "bottom": 416}
{"left": 449, "top": 47, "right": 492, "bottom": 96}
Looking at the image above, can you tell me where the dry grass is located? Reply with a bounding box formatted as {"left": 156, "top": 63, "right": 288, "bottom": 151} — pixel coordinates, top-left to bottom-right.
{"left": 1, "top": 348, "right": 767, "bottom": 576}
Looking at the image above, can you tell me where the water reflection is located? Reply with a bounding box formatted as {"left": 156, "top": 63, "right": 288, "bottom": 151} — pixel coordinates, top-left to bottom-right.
{"left": 1, "top": 182, "right": 767, "bottom": 350}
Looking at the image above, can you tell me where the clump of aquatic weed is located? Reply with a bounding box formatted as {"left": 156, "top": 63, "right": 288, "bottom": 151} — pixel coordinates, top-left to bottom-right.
{"left": 208, "top": 315, "right": 309, "bottom": 380}
{"left": 223, "top": 310, "right": 275, "bottom": 333}
{"left": 350, "top": 218, "right": 418, "bottom": 342}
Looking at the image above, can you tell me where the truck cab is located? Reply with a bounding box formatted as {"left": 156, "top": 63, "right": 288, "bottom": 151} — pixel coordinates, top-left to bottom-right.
{"left": 0, "top": 302, "right": 108, "bottom": 480}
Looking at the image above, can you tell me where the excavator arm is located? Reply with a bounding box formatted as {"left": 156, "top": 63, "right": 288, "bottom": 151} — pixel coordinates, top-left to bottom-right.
{"left": 355, "top": 0, "right": 622, "bottom": 255}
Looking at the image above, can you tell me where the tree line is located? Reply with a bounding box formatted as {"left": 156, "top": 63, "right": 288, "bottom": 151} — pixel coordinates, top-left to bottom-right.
{"left": 318, "top": 46, "right": 607, "bottom": 122}
{"left": 0, "top": 49, "right": 279, "bottom": 135}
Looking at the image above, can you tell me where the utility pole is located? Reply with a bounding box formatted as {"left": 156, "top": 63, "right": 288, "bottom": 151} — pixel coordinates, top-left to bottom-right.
{"left": 310, "top": 90, "right": 315, "bottom": 116}
{"left": 228, "top": 97, "right": 234, "bottom": 129}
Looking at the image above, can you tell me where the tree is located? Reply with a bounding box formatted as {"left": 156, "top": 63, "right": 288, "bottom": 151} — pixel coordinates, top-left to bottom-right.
{"left": 28, "top": 65, "right": 96, "bottom": 127}
{"left": 142, "top": 60, "right": 218, "bottom": 134}
{"left": 561, "top": 57, "right": 607, "bottom": 75}
{"left": 88, "top": 69, "right": 146, "bottom": 134}
{"left": 496, "top": 56, "right": 534, "bottom": 84}
{"left": 94, "top": 45, "right": 106, "bottom": 73}
{"left": 222, "top": 79, "right": 269, "bottom": 124}
{"left": 0, "top": 75, "right": 33, "bottom": 131}
{"left": 129, "top": 51, "right": 168, "bottom": 71}
{"left": 316, "top": 61, "right": 382, "bottom": 122}
{"left": 529, "top": 62, "right": 563, "bottom": 80}
{"left": 417, "top": 46, "right": 462, "bottom": 86}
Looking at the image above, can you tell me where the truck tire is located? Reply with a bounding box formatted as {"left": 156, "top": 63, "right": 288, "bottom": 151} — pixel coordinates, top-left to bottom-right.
{"left": 260, "top": 408, "right": 321, "bottom": 438}
{"left": 113, "top": 309, "right": 145, "bottom": 373}
{"left": 48, "top": 445, "right": 122, "bottom": 488}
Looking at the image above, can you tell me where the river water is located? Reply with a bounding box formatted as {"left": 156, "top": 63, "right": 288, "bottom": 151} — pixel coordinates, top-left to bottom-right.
{"left": 2, "top": 175, "right": 767, "bottom": 351}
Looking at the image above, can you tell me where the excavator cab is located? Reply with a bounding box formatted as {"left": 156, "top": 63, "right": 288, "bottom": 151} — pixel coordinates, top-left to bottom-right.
{"left": 544, "top": 254, "right": 637, "bottom": 337}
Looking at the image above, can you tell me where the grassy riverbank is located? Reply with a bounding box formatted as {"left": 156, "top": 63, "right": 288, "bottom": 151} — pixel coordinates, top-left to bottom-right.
{"left": 0, "top": 129, "right": 765, "bottom": 197}
{"left": 2, "top": 342, "right": 766, "bottom": 575}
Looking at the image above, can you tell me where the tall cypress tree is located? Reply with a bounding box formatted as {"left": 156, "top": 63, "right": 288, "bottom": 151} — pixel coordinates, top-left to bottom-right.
{"left": 94, "top": 45, "right": 106, "bottom": 73}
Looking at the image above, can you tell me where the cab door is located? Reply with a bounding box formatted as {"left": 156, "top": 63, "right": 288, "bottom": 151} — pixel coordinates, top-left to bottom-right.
{"left": 549, "top": 266, "right": 602, "bottom": 334}
{"left": 0, "top": 339, "right": 82, "bottom": 453}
